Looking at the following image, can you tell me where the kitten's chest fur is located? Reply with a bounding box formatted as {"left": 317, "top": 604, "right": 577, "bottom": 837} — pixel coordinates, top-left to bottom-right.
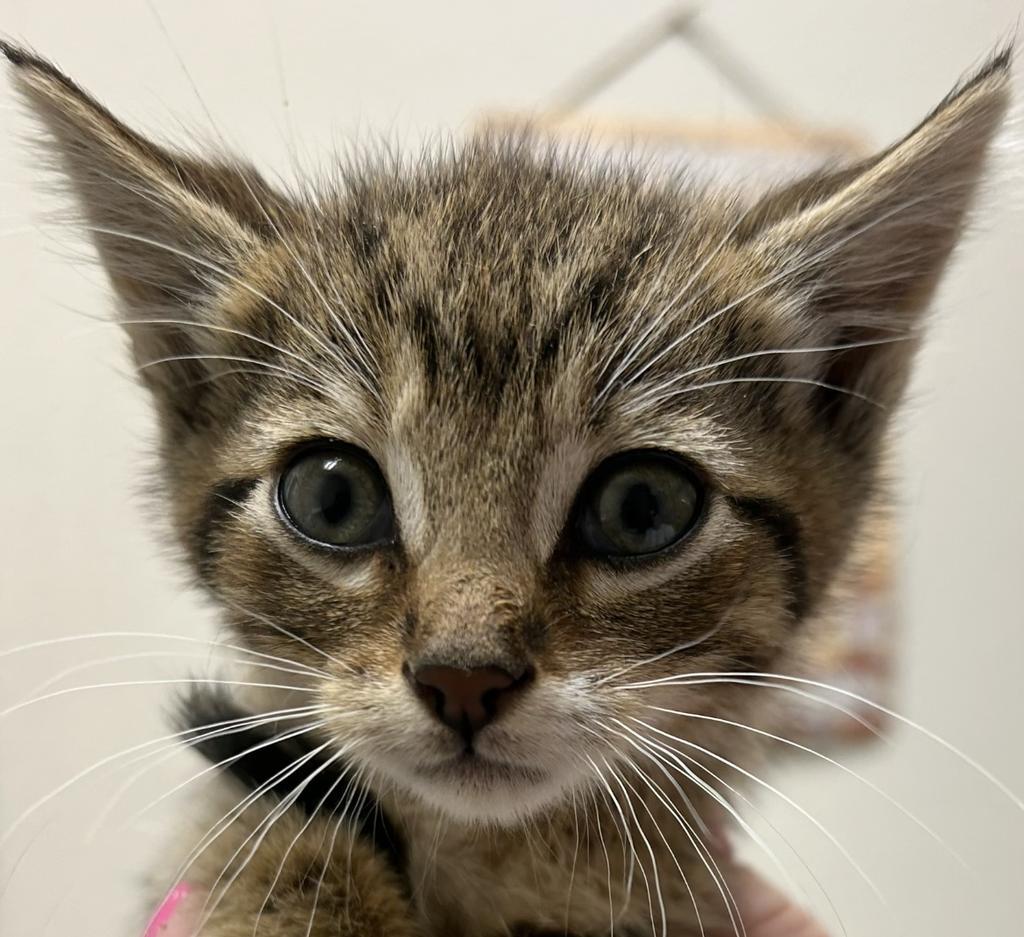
{"left": 393, "top": 786, "right": 733, "bottom": 936}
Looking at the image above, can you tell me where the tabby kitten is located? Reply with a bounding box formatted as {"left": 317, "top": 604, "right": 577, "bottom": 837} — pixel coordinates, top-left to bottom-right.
{"left": 2, "top": 39, "right": 1012, "bottom": 937}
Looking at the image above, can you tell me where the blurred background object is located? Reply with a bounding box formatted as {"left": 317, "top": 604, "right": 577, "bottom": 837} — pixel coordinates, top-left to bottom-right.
{"left": 0, "top": 3, "right": 1021, "bottom": 936}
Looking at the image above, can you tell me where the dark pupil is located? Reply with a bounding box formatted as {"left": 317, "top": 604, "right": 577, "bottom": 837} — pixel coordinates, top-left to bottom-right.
{"left": 319, "top": 471, "right": 353, "bottom": 525}
{"left": 619, "top": 482, "right": 659, "bottom": 534}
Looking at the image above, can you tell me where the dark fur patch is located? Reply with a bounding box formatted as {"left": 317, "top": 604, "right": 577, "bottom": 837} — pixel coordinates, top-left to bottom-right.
{"left": 729, "top": 496, "right": 808, "bottom": 622}
{"left": 176, "top": 688, "right": 408, "bottom": 879}
{"left": 193, "top": 477, "right": 259, "bottom": 578}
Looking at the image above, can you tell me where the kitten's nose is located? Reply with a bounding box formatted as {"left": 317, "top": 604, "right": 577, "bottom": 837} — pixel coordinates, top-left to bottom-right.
{"left": 409, "top": 663, "right": 532, "bottom": 738}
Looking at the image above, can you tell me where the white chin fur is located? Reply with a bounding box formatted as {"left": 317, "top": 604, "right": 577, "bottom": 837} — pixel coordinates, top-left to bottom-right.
{"left": 375, "top": 754, "right": 573, "bottom": 826}
{"left": 410, "top": 773, "right": 569, "bottom": 825}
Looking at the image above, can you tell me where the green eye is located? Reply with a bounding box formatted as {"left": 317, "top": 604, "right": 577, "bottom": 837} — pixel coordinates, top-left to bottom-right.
{"left": 277, "top": 444, "right": 394, "bottom": 549}
{"left": 577, "top": 452, "right": 703, "bottom": 558}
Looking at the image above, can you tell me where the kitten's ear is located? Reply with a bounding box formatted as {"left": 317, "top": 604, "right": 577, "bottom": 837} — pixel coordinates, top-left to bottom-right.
{"left": 1, "top": 42, "right": 291, "bottom": 429}
{"left": 739, "top": 47, "right": 1012, "bottom": 445}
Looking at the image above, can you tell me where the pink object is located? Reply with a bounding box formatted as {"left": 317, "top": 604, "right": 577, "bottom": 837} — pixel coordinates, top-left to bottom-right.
{"left": 145, "top": 883, "right": 193, "bottom": 937}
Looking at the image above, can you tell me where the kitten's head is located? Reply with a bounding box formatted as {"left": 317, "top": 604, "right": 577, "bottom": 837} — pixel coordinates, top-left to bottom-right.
{"left": 4, "top": 41, "right": 1010, "bottom": 823}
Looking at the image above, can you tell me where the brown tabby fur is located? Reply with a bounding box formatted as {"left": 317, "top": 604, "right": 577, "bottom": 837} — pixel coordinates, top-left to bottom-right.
{"left": 2, "top": 38, "right": 1012, "bottom": 936}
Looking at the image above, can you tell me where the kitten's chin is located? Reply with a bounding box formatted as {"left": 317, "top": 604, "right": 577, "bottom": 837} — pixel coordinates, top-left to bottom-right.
{"left": 385, "top": 753, "right": 571, "bottom": 825}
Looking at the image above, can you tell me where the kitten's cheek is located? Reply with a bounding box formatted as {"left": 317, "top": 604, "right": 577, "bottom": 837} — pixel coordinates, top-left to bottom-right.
{"left": 144, "top": 883, "right": 205, "bottom": 937}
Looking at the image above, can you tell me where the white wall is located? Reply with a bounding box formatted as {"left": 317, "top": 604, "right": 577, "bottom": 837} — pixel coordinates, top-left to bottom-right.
{"left": 1, "top": 2, "right": 1021, "bottom": 934}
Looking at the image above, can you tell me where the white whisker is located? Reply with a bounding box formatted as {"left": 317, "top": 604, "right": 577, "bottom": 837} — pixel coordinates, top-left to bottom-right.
{"left": 23, "top": 650, "right": 319, "bottom": 700}
{"left": 124, "top": 716, "right": 334, "bottom": 826}
{"left": 221, "top": 597, "right": 356, "bottom": 675}
{"left": 251, "top": 758, "right": 356, "bottom": 937}
{"left": 305, "top": 764, "right": 370, "bottom": 937}
{"left": 1, "top": 677, "right": 317, "bottom": 720}
{"left": 624, "top": 719, "right": 849, "bottom": 937}
{"left": 89, "top": 709, "right": 329, "bottom": 842}
{"left": 594, "top": 212, "right": 754, "bottom": 407}
{"left": 592, "top": 726, "right": 713, "bottom": 937}
{"left": 166, "top": 737, "right": 333, "bottom": 918}
{"left": 137, "top": 352, "right": 333, "bottom": 398}
{"left": 630, "top": 332, "right": 914, "bottom": 411}
{"left": 645, "top": 705, "right": 966, "bottom": 867}
{"left": 619, "top": 671, "right": 1024, "bottom": 813}
{"left": 643, "top": 375, "right": 884, "bottom": 409}
{"left": 633, "top": 717, "right": 888, "bottom": 908}
{"left": 0, "top": 631, "right": 332, "bottom": 680}
{"left": 0, "top": 706, "right": 325, "bottom": 851}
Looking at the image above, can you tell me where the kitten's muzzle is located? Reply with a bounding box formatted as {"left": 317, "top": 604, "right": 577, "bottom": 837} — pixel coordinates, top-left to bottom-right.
{"left": 406, "top": 661, "right": 535, "bottom": 743}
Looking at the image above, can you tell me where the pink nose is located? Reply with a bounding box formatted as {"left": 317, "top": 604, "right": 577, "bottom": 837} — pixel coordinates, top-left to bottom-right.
{"left": 410, "top": 664, "right": 532, "bottom": 738}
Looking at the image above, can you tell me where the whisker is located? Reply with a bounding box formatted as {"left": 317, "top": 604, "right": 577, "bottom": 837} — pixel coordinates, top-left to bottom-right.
{"left": 589, "top": 784, "right": 617, "bottom": 936}
{"left": 617, "top": 186, "right": 959, "bottom": 396}
{"left": 630, "top": 333, "right": 914, "bottom": 410}
{"left": 220, "top": 597, "right": 356, "bottom": 675}
{"left": 122, "top": 715, "right": 335, "bottom": 827}
{"left": 0, "top": 707, "right": 326, "bottom": 854}
{"left": 564, "top": 787, "right": 582, "bottom": 932}
{"left": 594, "top": 212, "right": 754, "bottom": 407}
{"left": 0, "top": 631, "right": 332, "bottom": 680}
{"left": 197, "top": 744, "right": 344, "bottom": 931}
{"left": 82, "top": 315, "right": 341, "bottom": 389}
{"left": 137, "top": 352, "right": 334, "bottom": 398}
{"left": 342, "top": 768, "right": 376, "bottom": 926}
{"left": 165, "top": 737, "right": 334, "bottom": 917}
{"left": 645, "top": 704, "right": 966, "bottom": 867}
{"left": 138, "top": 6, "right": 380, "bottom": 406}
{"left": 591, "top": 727, "right": 713, "bottom": 937}
{"left": 181, "top": 366, "right": 334, "bottom": 397}
{"left": 305, "top": 765, "right": 370, "bottom": 937}
{"left": 594, "top": 615, "right": 731, "bottom": 688}
{"left": 89, "top": 709, "right": 330, "bottom": 842}
{"left": 620, "top": 672, "right": 1024, "bottom": 813}
{"left": 612, "top": 717, "right": 800, "bottom": 899}
{"left": 2, "top": 677, "right": 317, "bottom": 720}
{"left": 610, "top": 672, "right": 882, "bottom": 739}
{"left": 76, "top": 223, "right": 369, "bottom": 397}
{"left": 617, "top": 736, "right": 753, "bottom": 937}
{"left": 23, "top": 650, "right": 320, "bottom": 700}
{"left": 584, "top": 753, "right": 637, "bottom": 904}
{"left": 251, "top": 759, "right": 356, "bottom": 936}
{"left": 643, "top": 375, "right": 884, "bottom": 409}
{"left": 632, "top": 724, "right": 850, "bottom": 937}
{"left": 264, "top": 0, "right": 297, "bottom": 158}
{"left": 664, "top": 333, "right": 915, "bottom": 386}
{"left": 601, "top": 756, "right": 665, "bottom": 937}
{"left": 632, "top": 717, "right": 888, "bottom": 908}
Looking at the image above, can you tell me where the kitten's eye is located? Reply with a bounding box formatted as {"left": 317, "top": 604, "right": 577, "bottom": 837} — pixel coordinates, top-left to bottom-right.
{"left": 277, "top": 444, "right": 394, "bottom": 549}
{"left": 576, "top": 452, "right": 703, "bottom": 558}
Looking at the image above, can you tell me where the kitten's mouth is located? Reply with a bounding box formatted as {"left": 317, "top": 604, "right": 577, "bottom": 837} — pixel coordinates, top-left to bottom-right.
{"left": 418, "top": 751, "right": 546, "bottom": 786}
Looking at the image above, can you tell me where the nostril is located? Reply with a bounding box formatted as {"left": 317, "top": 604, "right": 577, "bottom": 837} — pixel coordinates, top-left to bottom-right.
{"left": 405, "top": 664, "right": 445, "bottom": 718}
{"left": 408, "top": 663, "right": 534, "bottom": 737}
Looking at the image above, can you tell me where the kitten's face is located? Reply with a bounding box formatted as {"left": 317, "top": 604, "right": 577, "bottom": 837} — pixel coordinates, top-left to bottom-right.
{"left": 185, "top": 159, "right": 851, "bottom": 822}
{"left": 4, "top": 42, "right": 1009, "bottom": 823}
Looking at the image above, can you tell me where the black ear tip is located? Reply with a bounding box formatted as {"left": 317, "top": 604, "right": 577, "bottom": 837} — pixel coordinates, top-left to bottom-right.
{"left": 1, "top": 38, "right": 33, "bottom": 67}
{"left": 963, "top": 39, "right": 1016, "bottom": 92}
{"left": 980, "top": 39, "right": 1015, "bottom": 80}
{"left": 0, "top": 39, "right": 72, "bottom": 85}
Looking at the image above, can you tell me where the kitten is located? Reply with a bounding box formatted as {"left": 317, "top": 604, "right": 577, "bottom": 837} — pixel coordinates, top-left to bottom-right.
{"left": 1, "top": 39, "right": 1012, "bottom": 937}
